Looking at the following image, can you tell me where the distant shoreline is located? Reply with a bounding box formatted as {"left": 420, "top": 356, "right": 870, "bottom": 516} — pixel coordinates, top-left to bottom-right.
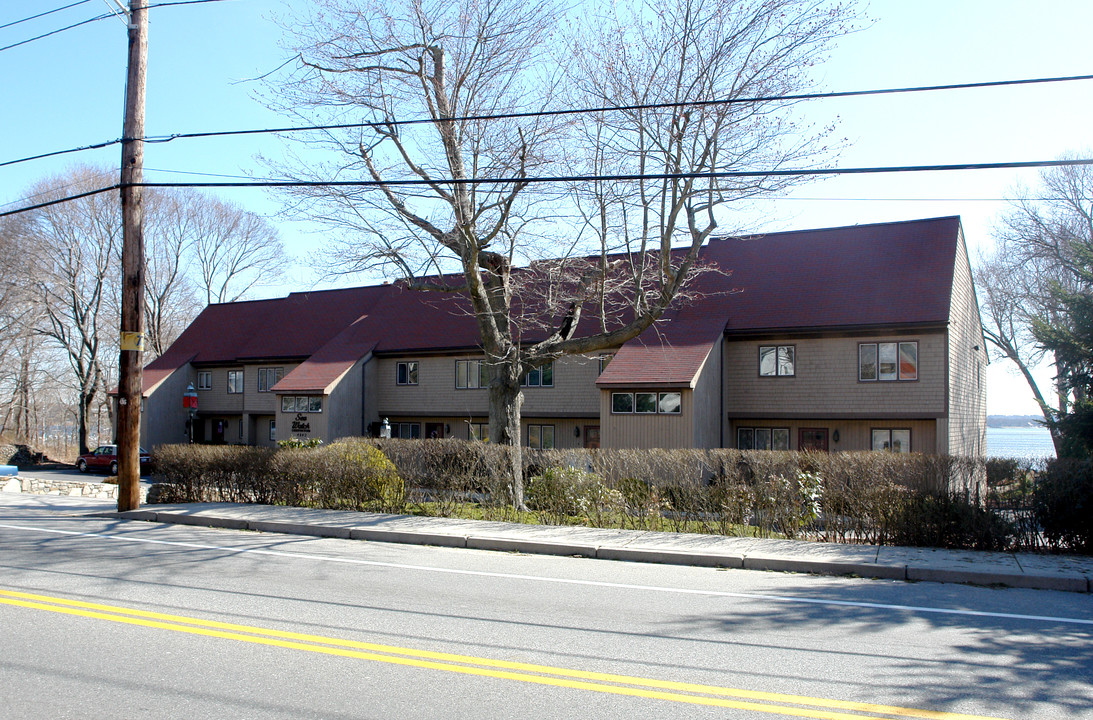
{"left": 987, "top": 414, "right": 1045, "bottom": 429}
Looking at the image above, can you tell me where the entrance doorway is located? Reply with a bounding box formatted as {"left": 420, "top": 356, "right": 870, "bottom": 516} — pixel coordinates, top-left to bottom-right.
{"left": 583, "top": 425, "right": 600, "bottom": 449}
{"left": 425, "top": 422, "right": 445, "bottom": 440}
{"left": 798, "top": 428, "right": 828, "bottom": 452}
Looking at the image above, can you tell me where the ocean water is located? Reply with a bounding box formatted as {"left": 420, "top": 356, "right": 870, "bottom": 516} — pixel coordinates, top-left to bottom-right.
{"left": 985, "top": 426, "right": 1056, "bottom": 460}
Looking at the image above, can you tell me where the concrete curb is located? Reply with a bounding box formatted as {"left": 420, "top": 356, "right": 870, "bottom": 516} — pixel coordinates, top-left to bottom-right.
{"left": 108, "top": 508, "right": 1093, "bottom": 594}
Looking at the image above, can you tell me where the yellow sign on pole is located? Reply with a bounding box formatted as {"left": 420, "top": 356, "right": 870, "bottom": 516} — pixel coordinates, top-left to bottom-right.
{"left": 120, "top": 332, "right": 145, "bottom": 352}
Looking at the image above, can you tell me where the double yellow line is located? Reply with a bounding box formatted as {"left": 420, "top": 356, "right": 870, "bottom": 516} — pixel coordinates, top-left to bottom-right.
{"left": 0, "top": 588, "right": 1009, "bottom": 720}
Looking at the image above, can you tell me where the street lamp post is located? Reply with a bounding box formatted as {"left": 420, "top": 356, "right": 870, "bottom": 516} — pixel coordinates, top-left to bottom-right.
{"left": 183, "top": 383, "right": 198, "bottom": 443}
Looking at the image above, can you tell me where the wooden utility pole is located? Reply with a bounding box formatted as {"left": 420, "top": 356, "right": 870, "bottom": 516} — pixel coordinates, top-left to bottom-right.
{"left": 117, "top": 0, "right": 148, "bottom": 512}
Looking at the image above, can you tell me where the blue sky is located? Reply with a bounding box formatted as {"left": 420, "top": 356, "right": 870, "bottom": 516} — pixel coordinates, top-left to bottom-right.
{"left": 3, "top": 0, "right": 1092, "bottom": 415}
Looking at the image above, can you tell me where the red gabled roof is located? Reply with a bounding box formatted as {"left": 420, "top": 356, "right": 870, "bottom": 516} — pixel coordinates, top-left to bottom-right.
{"left": 711, "top": 215, "right": 960, "bottom": 333}
{"left": 597, "top": 216, "right": 962, "bottom": 386}
{"left": 146, "top": 216, "right": 965, "bottom": 394}
{"left": 141, "top": 285, "right": 390, "bottom": 393}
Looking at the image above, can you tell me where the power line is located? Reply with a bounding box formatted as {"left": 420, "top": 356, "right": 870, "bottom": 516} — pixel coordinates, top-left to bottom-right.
{"left": 0, "top": 1, "right": 92, "bottom": 31}
{"left": 5, "top": 157, "right": 1093, "bottom": 220}
{"left": 6, "top": 71, "right": 1093, "bottom": 171}
{"left": 0, "top": 11, "right": 114, "bottom": 53}
{"left": 146, "top": 72, "right": 1093, "bottom": 144}
{"left": 0, "top": 0, "right": 236, "bottom": 54}
{"left": 0, "top": 138, "right": 123, "bottom": 170}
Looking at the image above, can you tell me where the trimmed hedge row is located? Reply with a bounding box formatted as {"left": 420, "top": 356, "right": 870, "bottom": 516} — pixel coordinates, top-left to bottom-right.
{"left": 148, "top": 439, "right": 1091, "bottom": 553}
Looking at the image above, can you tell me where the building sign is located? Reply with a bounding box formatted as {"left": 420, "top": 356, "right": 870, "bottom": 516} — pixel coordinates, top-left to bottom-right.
{"left": 291, "top": 413, "right": 311, "bottom": 435}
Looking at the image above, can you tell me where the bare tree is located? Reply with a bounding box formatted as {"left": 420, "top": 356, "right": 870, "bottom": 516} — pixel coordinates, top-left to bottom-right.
{"left": 977, "top": 157, "right": 1093, "bottom": 453}
{"left": 272, "top": 0, "right": 857, "bottom": 504}
{"left": 189, "top": 196, "right": 287, "bottom": 305}
{"left": 22, "top": 167, "right": 120, "bottom": 454}
{"left": 0, "top": 213, "right": 37, "bottom": 441}
{"left": 142, "top": 190, "right": 203, "bottom": 357}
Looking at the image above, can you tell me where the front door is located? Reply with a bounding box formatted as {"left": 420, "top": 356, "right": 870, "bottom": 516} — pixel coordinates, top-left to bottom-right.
{"left": 425, "top": 422, "right": 445, "bottom": 440}
{"left": 583, "top": 425, "right": 600, "bottom": 449}
{"left": 213, "top": 419, "right": 225, "bottom": 444}
{"left": 798, "top": 428, "right": 828, "bottom": 452}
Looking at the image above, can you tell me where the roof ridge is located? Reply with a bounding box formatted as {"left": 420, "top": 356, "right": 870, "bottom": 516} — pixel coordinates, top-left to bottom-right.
{"left": 709, "top": 215, "right": 960, "bottom": 243}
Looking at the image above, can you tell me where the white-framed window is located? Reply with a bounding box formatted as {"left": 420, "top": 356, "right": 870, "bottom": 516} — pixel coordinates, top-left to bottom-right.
{"left": 468, "top": 422, "right": 489, "bottom": 442}
{"left": 197, "top": 371, "right": 212, "bottom": 390}
{"left": 227, "top": 369, "right": 243, "bottom": 394}
{"left": 280, "top": 395, "right": 323, "bottom": 413}
{"left": 269, "top": 419, "right": 276, "bottom": 442}
{"left": 527, "top": 424, "right": 555, "bottom": 449}
{"left": 860, "top": 341, "right": 918, "bottom": 382}
{"left": 872, "top": 428, "right": 911, "bottom": 453}
{"left": 258, "top": 367, "right": 283, "bottom": 392}
{"left": 611, "top": 391, "right": 681, "bottom": 414}
{"left": 759, "top": 345, "right": 795, "bottom": 377}
{"left": 522, "top": 361, "right": 553, "bottom": 387}
{"left": 456, "top": 359, "right": 490, "bottom": 389}
{"left": 737, "top": 427, "right": 791, "bottom": 451}
{"left": 393, "top": 422, "right": 420, "bottom": 439}
{"left": 396, "top": 361, "right": 418, "bottom": 386}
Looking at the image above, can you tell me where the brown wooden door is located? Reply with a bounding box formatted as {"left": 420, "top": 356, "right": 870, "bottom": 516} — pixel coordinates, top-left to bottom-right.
{"left": 798, "top": 428, "right": 828, "bottom": 452}
{"left": 425, "top": 422, "right": 445, "bottom": 440}
{"left": 583, "top": 426, "right": 600, "bottom": 449}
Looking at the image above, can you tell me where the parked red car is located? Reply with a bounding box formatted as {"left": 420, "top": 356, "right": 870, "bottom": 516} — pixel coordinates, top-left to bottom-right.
{"left": 76, "top": 444, "right": 152, "bottom": 475}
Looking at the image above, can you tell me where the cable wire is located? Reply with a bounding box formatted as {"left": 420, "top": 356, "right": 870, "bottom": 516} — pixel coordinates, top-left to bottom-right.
{"left": 0, "top": 1, "right": 92, "bottom": 31}
{"left": 4, "top": 157, "right": 1093, "bottom": 220}
{"left": 0, "top": 0, "right": 236, "bottom": 54}
{"left": 6, "top": 71, "right": 1093, "bottom": 171}
{"left": 0, "top": 11, "right": 114, "bottom": 53}
{"left": 146, "top": 72, "right": 1093, "bottom": 144}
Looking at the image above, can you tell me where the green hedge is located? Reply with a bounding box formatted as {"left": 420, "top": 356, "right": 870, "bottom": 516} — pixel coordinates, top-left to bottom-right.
{"left": 149, "top": 440, "right": 1092, "bottom": 554}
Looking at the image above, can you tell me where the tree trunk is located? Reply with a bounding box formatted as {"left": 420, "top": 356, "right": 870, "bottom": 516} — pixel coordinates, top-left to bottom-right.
{"left": 488, "top": 365, "right": 525, "bottom": 510}
{"left": 77, "top": 390, "right": 95, "bottom": 455}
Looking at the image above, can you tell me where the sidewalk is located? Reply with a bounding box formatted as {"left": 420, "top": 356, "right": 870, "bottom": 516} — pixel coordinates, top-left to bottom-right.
{"left": 101, "top": 501, "right": 1093, "bottom": 594}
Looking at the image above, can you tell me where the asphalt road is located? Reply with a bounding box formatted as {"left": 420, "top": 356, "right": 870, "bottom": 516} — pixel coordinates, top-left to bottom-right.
{"left": 2, "top": 496, "right": 1091, "bottom": 719}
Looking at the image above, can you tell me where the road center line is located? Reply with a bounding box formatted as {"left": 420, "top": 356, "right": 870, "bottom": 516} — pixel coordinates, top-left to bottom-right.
{"left": 0, "top": 588, "right": 1011, "bottom": 720}
{"left": 2, "top": 522, "right": 1091, "bottom": 627}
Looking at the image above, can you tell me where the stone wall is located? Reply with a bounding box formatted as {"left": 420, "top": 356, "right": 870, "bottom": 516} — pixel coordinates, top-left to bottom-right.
{"left": 1, "top": 475, "right": 148, "bottom": 502}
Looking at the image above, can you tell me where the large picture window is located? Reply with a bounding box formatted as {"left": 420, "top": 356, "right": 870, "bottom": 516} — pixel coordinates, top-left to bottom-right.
{"left": 611, "top": 391, "right": 681, "bottom": 414}
{"left": 227, "top": 369, "right": 243, "bottom": 394}
{"left": 280, "top": 395, "right": 323, "bottom": 413}
{"left": 396, "top": 361, "right": 418, "bottom": 386}
{"left": 527, "top": 424, "right": 555, "bottom": 449}
{"left": 258, "top": 367, "right": 283, "bottom": 392}
{"left": 872, "top": 428, "right": 911, "bottom": 453}
{"left": 522, "top": 361, "right": 553, "bottom": 387}
{"left": 737, "top": 427, "right": 790, "bottom": 451}
{"left": 456, "top": 359, "right": 490, "bottom": 389}
{"left": 392, "top": 422, "right": 420, "bottom": 439}
{"left": 860, "top": 342, "right": 918, "bottom": 382}
{"left": 759, "top": 345, "right": 795, "bottom": 377}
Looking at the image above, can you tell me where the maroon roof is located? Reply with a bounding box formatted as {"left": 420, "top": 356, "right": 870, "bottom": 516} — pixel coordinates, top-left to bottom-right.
{"left": 712, "top": 216, "right": 960, "bottom": 333}
{"left": 147, "top": 216, "right": 965, "bottom": 394}
{"left": 142, "top": 285, "right": 389, "bottom": 393}
{"left": 597, "top": 216, "right": 962, "bottom": 386}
